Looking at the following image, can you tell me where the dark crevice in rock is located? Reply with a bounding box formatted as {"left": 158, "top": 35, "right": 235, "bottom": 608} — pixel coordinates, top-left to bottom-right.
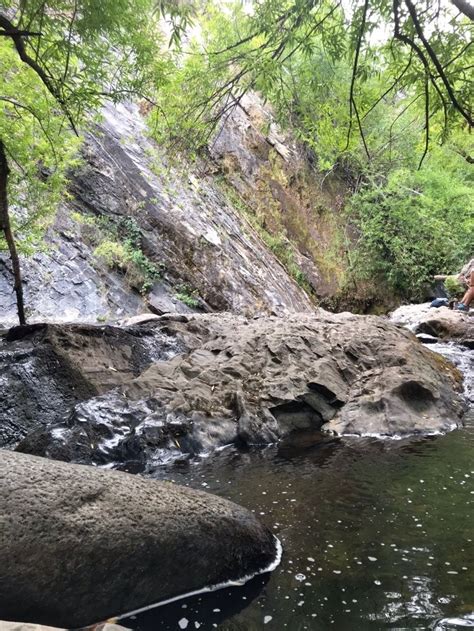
{"left": 269, "top": 400, "right": 324, "bottom": 432}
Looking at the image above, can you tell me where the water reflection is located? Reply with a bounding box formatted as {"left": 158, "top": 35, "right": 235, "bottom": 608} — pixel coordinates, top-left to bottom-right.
{"left": 122, "top": 417, "right": 474, "bottom": 630}
{"left": 122, "top": 573, "right": 271, "bottom": 631}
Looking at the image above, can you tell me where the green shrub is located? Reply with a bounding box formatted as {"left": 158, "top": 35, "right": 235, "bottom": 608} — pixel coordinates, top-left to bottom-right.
{"left": 92, "top": 220, "right": 163, "bottom": 295}
{"left": 444, "top": 276, "right": 464, "bottom": 298}
{"left": 94, "top": 240, "right": 130, "bottom": 270}
{"left": 348, "top": 158, "right": 473, "bottom": 301}
{"left": 175, "top": 284, "right": 200, "bottom": 307}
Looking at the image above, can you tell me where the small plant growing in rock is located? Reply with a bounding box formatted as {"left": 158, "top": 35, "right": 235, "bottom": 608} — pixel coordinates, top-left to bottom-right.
{"left": 94, "top": 240, "right": 130, "bottom": 270}
{"left": 175, "top": 284, "right": 200, "bottom": 307}
{"left": 93, "top": 227, "right": 163, "bottom": 295}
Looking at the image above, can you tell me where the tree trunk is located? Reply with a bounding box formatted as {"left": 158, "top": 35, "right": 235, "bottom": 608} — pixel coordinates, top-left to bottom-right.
{"left": 0, "top": 139, "right": 26, "bottom": 325}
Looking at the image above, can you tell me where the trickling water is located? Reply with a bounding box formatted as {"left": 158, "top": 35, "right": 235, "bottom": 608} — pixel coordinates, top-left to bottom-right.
{"left": 120, "top": 335, "right": 473, "bottom": 631}
{"left": 428, "top": 342, "right": 473, "bottom": 404}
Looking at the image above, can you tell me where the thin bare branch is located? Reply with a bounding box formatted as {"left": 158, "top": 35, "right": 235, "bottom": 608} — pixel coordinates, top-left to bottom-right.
{"left": 419, "top": 73, "right": 430, "bottom": 169}
{"left": 362, "top": 52, "right": 412, "bottom": 120}
{"left": 345, "top": 0, "right": 369, "bottom": 152}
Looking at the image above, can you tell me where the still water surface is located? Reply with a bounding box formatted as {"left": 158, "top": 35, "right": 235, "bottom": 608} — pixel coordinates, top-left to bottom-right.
{"left": 125, "top": 344, "right": 474, "bottom": 631}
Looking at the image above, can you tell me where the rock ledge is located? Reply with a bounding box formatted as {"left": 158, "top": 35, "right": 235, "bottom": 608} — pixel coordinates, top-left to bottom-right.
{"left": 5, "top": 311, "right": 466, "bottom": 469}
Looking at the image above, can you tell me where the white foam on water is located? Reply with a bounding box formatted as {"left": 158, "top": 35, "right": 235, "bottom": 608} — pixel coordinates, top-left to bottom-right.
{"left": 114, "top": 536, "right": 283, "bottom": 622}
{"left": 433, "top": 613, "right": 474, "bottom": 629}
{"left": 338, "top": 423, "right": 460, "bottom": 441}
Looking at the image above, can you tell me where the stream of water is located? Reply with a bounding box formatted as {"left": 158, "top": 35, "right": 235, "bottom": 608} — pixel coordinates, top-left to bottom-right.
{"left": 122, "top": 341, "right": 473, "bottom": 631}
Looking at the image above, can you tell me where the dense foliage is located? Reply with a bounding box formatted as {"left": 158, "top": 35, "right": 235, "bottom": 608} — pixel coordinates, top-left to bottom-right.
{"left": 348, "top": 148, "right": 473, "bottom": 300}
{"left": 0, "top": 0, "right": 168, "bottom": 251}
{"left": 149, "top": 0, "right": 473, "bottom": 302}
{"left": 0, "top": 0, "right": 190, "bottom": 322}
{"left": 0, "top": 0, "right": 472, "bottom": 320}
{"left": 0, "top": 39, "right": 81, "bottom": 252}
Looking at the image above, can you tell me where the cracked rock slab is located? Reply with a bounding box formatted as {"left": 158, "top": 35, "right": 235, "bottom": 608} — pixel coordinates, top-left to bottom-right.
{"left": 10, "top": 312, "right": 466, "bottom": 469}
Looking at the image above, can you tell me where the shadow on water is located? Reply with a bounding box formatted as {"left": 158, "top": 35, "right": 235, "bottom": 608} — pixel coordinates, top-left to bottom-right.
{"left": 121, "top": 573, "right": 271, "bottom": 631}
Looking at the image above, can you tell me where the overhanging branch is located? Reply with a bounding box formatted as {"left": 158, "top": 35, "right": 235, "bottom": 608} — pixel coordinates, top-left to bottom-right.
{"left": 0, "top": 12, "right": 78, "bottom": 135}
{"left": 403, "top": 0, "right": 473, "bottom": 126}
{"left": 449, "top": 0, "right": 474, "bottom": 21}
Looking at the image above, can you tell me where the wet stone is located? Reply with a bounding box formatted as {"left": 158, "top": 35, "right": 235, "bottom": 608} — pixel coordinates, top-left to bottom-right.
{"left": 8, "top": 311, "right": 467, "bottom": 469}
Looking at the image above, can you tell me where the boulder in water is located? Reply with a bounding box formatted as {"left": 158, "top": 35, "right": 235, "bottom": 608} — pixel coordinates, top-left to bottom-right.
{"left": 9, "top": 311, "right": 467, "bottom": 469}
{"left": 0, "top": 450, "right": 278, "bottom": 628}
{"left": 391, "top": 303, "right": 473, "bottom": 346}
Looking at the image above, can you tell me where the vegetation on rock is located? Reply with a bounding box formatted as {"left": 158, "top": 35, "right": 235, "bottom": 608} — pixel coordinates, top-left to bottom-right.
{"left": 148, "top": 0, "right": 473, "bottom": 307}
{"left": 0, "top": 0, "right": 185, "bottom": 322}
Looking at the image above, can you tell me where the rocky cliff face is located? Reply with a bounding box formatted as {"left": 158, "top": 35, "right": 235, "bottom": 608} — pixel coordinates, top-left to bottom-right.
{"left": 210, "top": 93, "right": 348, "bottom": 298}
{"left": 1, "top": 99, "right": 319, "bottom": 327}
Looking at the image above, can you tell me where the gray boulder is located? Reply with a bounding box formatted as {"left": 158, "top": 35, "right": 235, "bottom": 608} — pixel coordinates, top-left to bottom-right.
{"left": 391, "top": 304, "right": 473, "bottom": 347}
{"left": 0, "top": 622, "right": 130, "bottom": 631}
{"left": 0, "top": 450, "right": 278, "bottom": 628}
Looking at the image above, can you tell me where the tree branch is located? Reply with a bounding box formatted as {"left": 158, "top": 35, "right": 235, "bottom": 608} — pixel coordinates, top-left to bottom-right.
{"left": 362, "top": 51, "right": 413, "bottom": 120}
{"left": 0, "top": 12, "right": 78, "bottom": 135}
{"left": 0, "top": 139, "right": 26, "bottom": 324}
{"left": 345, "top": 0, "right": 370, "bottom": 153}
{"left": 419, "top": 73, "right": 430, "bottom": 169}
{"left": 0, "top": 29, "right": 41, "bottom": 37}
{"left": 449, "top": 0, "right": 474, "bottom": 21}
{"left": 404, "top": 0, "right": 472, "bottom": 126}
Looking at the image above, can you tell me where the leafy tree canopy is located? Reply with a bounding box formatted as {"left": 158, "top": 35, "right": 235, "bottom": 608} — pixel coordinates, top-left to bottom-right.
{"left": 150, "top": 0, "right": 472, "bottom": 167}
{"left": 148, "top": 0, "right": 472, "bottom": 302}
{"left": 0, "top": 0, "right": 472, "bottom": 320}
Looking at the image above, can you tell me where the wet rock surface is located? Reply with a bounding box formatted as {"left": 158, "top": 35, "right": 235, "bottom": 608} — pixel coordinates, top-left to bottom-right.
{"left": 0, "top": 323, "right": 185, "bottom": 448}
{"left": 391, "top": 304, "right": 474, "bottom": 347}
{"left": 8, "top": 312, "right": 466, "bottom": 468}
{"left": 210, "top": 93, "right": 346, "bottom": 299}
{"left": 390, "top": 303, "right": 474, "bottom": 407}
{"left": 0, "top": 450, "right": 277, "bottom": 628}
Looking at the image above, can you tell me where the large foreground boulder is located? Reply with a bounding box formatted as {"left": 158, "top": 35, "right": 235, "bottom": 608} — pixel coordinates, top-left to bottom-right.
{"left": 10, "top": 311, "right": 467, "bottom": 470}
{"left": 0, "top": 623, "right": 129, "bottom": 631}
{"left": 0, "top": 450, "right": 278, "bottom": 628}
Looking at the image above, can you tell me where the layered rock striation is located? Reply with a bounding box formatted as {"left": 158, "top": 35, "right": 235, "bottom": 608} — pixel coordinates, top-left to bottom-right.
{"left": 0, "top": 101, "right": 313, "bottom": 328}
